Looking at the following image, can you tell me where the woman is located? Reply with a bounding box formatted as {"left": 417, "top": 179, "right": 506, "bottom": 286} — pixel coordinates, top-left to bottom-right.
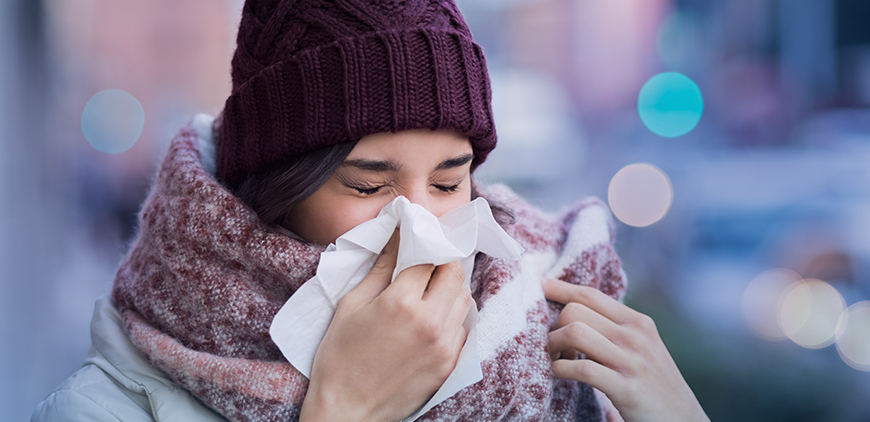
{"left": 33, "top": 0, "right": 708, "bottom": 421}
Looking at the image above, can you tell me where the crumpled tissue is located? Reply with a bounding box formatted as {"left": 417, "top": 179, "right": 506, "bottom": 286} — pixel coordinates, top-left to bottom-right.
{"left": 270, "top": 196, "right": 524, "bottom": 420}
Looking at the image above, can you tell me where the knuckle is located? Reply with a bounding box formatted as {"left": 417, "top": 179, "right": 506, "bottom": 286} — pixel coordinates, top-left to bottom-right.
{"left": 385, "top": 294, "right": 417, "bottom": 317}
{"left": 634, "top": 312, "right": 657, "bottom": 333}
{"left": 571, "top": 285, "right": 594, "bottom": 303}
{"left": 565, "top": 321, "right": 588, "bottom": 343}
{"left": 443, "top": 261, "right": 465, "bottom": 281}
{"left": 573, "top": 359, "right": 597, "bottom": 380}
{"left": 432, "top": 338, "right": 461, "bottom": 378}
{"left": 416, "top": 318, "right": 441, "bottom": 343}
{"left": 619, "top": 326, "right": 653, "bottom": 354}
{"left": 370, "top": 254, "right": 393, "bottom": 274}
{"left": 563, "top": 302, "right": 584, "bottom": 320}
{"left": 612, "top": 325, "right": 639, "bottom": 348}
{"left": 430, "top": 336, "right": 453, "bottom": 360}
{"left": 399, "top": 297, "right": 420, "bottom": 315}
{"left": 459, "top": 289, "right": 474, "bottom": 309}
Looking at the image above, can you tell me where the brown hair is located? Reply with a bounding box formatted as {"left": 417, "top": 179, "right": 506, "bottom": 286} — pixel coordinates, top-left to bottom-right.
{"left": 232, "top": 141, "right": 359, "bottom": 229}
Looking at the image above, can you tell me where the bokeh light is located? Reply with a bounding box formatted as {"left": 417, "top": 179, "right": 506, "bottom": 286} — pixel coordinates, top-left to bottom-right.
{"left": 81, "top": 89, "right": 145, "bottom": 154}
{"left": 836, "top": 301, "right": 870, "bottom": 371}
{"left": 637, "top": 72, "right": 703, "bottom": 137}
{"left": 743, "top": 268, "right": 802, "bottom": 341}
{"left": 778, "top": 279, "right": 846, "bottom": 349}
{"left": 607, "top": 163, "right": 673, "bottom": 227}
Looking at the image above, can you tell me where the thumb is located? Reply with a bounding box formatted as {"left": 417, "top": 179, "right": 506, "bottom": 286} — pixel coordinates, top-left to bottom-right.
{"left": 341, "top": 230, "right": 399, "bottom": 308}
{"left": 369, "top": 230, "right": 399, "bottom": 278}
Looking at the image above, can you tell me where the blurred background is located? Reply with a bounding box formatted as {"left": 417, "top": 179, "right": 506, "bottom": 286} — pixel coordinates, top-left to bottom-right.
{"left": 2, "top": 0, "right": 869, "bottom": 420}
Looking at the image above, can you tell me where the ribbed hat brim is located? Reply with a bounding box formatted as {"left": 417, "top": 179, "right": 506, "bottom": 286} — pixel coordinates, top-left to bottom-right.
{"left": 219, "top": 28, "right": 496, "bottom": 187}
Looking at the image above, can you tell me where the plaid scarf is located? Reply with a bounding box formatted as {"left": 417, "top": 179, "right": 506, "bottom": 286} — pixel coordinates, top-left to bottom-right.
{"left": 112, "top": 118, "right": 626, "bottom": 421}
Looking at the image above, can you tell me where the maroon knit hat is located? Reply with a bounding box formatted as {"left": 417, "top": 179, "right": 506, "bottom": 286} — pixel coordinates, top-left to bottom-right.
{"left": 218, "top": 0, "right": 496, "bottom": 188}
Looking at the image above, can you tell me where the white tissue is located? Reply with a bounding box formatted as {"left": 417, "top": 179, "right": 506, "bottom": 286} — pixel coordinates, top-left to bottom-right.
{"left": 269, "top": 196, "right": 524, "bottom": 420}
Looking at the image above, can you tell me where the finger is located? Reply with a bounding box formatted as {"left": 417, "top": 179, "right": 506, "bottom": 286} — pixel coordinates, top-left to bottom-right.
{"left": 443, "top": 287, "right": 473, "bottom": 331}
{"left": 543, "top": 279, "right": 628, "bottom": 325}
{"left": 422, "top": 261, "right": 466, "bottom": 309}
{"left": 548, "top": 321, "right": 626, "bottom": 370}
{"left": 553, "top": 301, "right": 621, "bottom": 339}
{"left": 371, "top": 230, "right": 399, "bottom": 276}
{"left": 551, "top": 358, "right": 622, "bottom": 397}
{"left": 450, "top": 324, "right": 469, "bottom": 363}
{"left": 446, "top": 290, "right": 472, "bottom": 357}
{"left": 344, "top": 231, "right": 399, "bottom": 306}
{"left": 388, "top": 263, "right": 437, "bottom": 299}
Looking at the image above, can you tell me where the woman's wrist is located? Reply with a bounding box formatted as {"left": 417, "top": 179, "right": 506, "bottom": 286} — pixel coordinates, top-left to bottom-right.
{"left": 300, "top": 381, "right": 378, "bottom": 422}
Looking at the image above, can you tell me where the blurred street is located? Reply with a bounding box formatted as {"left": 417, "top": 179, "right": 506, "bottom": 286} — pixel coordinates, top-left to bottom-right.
{"left": 2, "top": 0, "right": 870, "bottom": 420}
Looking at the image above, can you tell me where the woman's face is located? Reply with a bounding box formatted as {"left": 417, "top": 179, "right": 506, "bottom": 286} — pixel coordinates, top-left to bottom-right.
{"left": 287, "top": 129, "right": 474, "bottom": 245}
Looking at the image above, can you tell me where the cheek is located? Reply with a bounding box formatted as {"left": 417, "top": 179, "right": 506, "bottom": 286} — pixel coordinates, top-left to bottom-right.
{"left": 431, "top": 189, "right": 473, "bottom": 217}
{"left": 312, "top": 198, "right": 386, "bottom": 243}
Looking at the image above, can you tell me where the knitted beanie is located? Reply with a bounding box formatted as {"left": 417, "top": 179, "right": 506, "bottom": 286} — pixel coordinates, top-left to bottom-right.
{"left": 218, "top": 0, "right": 496, "bottom": 188}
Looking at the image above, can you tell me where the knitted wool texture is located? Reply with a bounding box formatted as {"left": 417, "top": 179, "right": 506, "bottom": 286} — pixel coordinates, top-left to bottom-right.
{"left": 219, "top": 0, "right": 496, "bottom": 188}
{"left": 113, "top": 119, "right": 627, "bottom": 422}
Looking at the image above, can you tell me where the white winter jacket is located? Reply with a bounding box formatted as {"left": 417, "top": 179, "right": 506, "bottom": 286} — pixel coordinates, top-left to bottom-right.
{"left": 31, "top": 296, "right": 227, "bottom": 422}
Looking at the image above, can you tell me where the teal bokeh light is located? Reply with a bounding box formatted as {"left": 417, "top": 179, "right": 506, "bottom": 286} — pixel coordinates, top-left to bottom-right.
{"left": 637, "top": 72, "right": 703, "bottom": 138}
{"left": 81, "top": 89, "right": 145, "bottom": 153}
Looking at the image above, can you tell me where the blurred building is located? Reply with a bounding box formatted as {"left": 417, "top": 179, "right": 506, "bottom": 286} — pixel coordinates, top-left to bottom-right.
{"left": 3, "top": 0, "right": 870, "bottom": 420}
{"left": 46, "top": 0, "right": 239, "bottom": 249}
{"left": 1, "top": 0, "right": 240, "bottom": 419}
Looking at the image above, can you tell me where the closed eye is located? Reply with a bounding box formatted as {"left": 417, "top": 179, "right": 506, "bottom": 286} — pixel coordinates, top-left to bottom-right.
{"left": 433, "top": 184, "right": 460, "bottom": 193}
{"left": 353, "top": 185, "right": 383, "bottom": 195}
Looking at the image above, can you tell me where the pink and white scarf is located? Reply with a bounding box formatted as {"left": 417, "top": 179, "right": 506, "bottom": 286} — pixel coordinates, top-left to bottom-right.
{"left": 112, "top": 118, "right": 627, "bottom": 421}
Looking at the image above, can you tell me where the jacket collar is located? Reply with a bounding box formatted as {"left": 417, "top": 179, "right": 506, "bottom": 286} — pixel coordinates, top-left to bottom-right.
{"left": 86, "top": 296, "right": 227, "bottom": 421}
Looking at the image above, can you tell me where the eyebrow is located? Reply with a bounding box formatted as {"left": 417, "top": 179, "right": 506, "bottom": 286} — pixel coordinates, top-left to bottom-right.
{"left": 435, "top": 153, "right": 474, "bottom": 171}
{"left": 341, "top": 159, "right": 400, "bottom": 172}
{"left": 341, "top": 153, "right": 474, "bottom": 172}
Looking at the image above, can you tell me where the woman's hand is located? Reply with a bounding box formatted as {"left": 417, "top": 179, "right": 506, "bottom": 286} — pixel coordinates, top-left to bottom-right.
{"left": 300, "top": 233, "right": 473, "bottom": 422}
{"left": 543, "top": 279, "right": 709, "bottom": 422}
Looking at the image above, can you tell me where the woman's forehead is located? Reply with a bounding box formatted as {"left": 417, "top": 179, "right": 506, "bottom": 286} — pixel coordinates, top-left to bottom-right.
{"left": 349, "top": 129, "right": 472, "bottom": 159}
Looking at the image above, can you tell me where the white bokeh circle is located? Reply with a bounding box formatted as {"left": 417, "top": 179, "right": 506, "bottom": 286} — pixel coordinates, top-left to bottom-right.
{"left": 836, "top": 301, "right": 870, "bottom": 371}
{"left": 777, "top": 279, "right": 846, "bottom": 349}
{"left": 607, "top": 163, "right": 674, "bottom": 227}
{"left": 743, "top": 268, "right": 802, "bottom": 340}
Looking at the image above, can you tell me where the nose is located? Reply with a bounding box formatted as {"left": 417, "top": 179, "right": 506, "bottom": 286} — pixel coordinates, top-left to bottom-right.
{"left": 403, "top": 185, "right": 431, "bottom": 213}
